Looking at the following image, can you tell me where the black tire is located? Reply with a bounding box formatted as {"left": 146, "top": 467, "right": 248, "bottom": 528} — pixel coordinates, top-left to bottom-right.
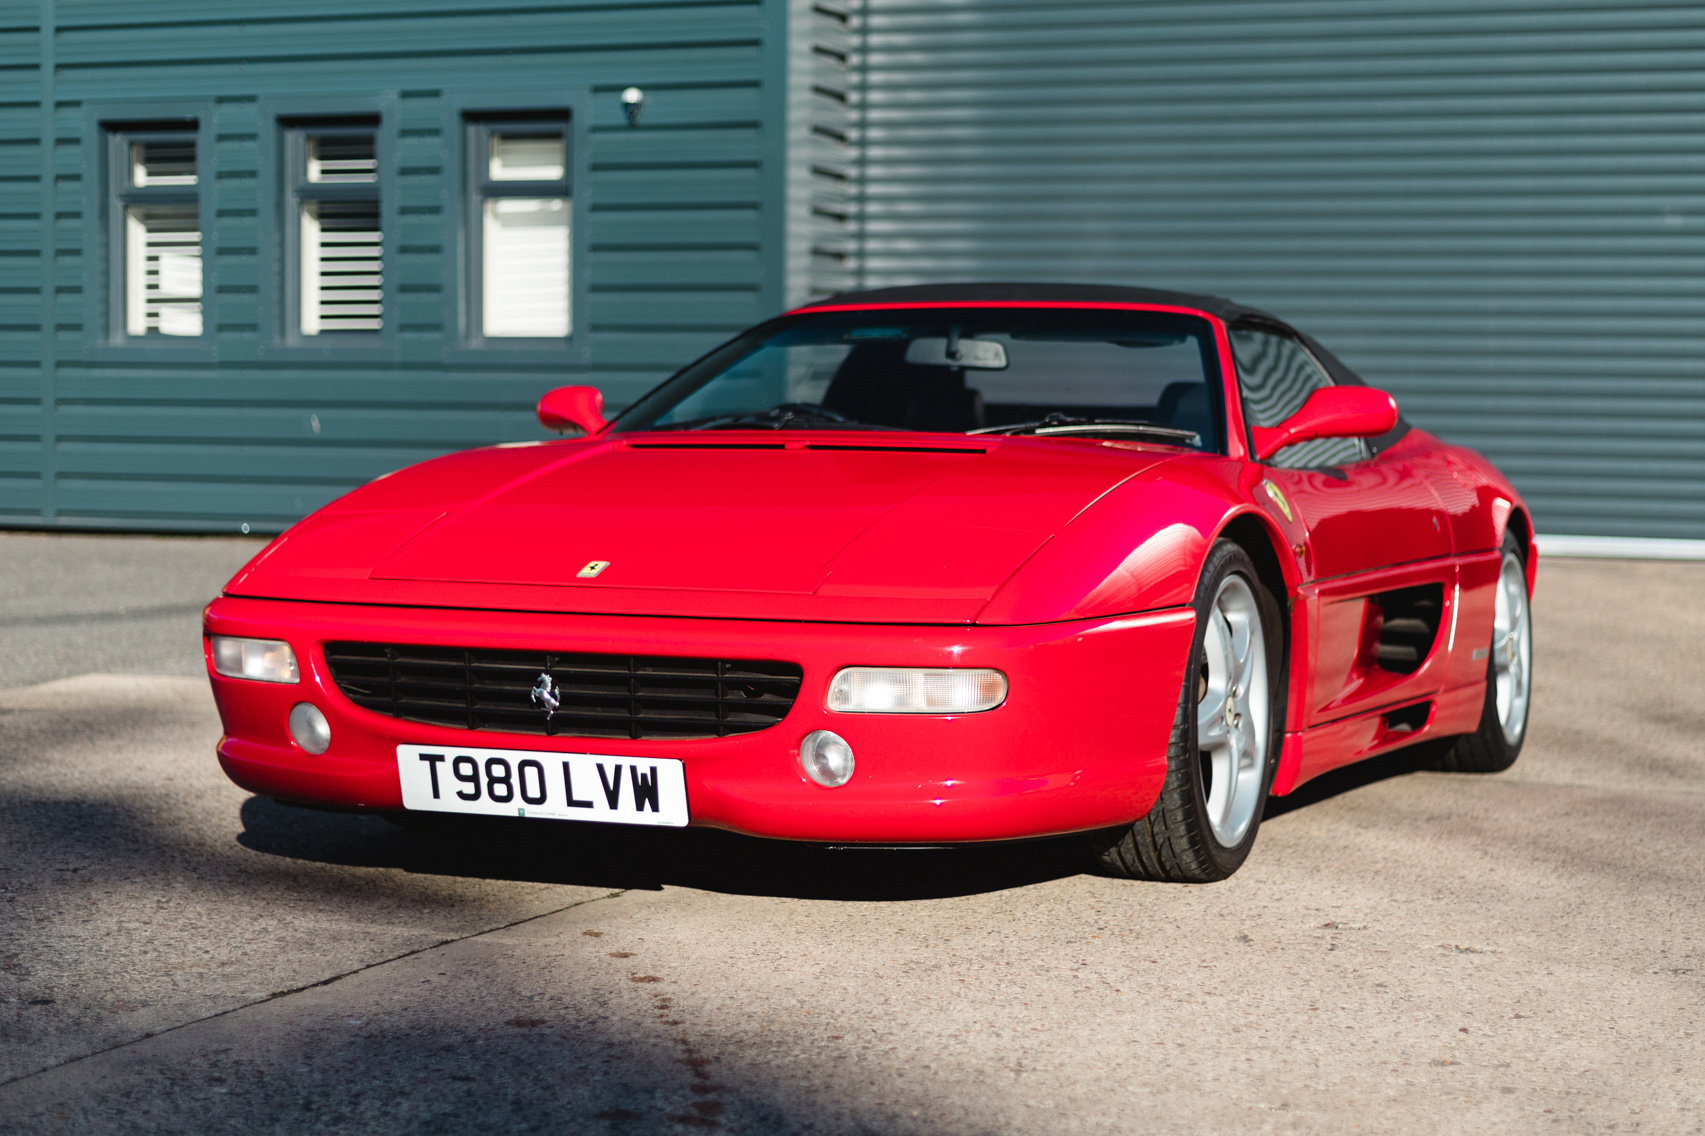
{"left": 1425, "top": 531, "right": 1530, "bottom": 773}
{"left": 1087, "top": 539, "right": 1288, "bottom": 883}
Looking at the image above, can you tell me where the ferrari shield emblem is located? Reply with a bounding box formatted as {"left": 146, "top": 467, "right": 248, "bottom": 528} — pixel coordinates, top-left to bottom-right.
{"left": 1261, "top": 480, "right": 1294, "bottom": 523}
{"left": 576, "top": 560, "right": 611, "bottom": 578}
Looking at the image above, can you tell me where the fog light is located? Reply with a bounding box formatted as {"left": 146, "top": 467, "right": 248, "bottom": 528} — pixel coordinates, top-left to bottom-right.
{"left": 827, "top": 667, "right": 1007, "bottom": 714}
{"left": 288, "top": 703, "right": 331, "bottom": 755}
{"left": 210, "top": 636, "right": 299, "bottom": 683}
{"left": 799, "top": 729, "right": 855, "bottom": 788}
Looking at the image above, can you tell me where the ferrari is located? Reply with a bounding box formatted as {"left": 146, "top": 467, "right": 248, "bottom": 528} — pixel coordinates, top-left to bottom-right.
{"left": 203, "top": 283, "right": 1534, "bottom": 882}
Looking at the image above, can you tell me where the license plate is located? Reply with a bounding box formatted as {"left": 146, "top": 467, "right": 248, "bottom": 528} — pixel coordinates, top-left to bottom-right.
{"left": 397, "top": 745, "right": 688, "bottom": 827}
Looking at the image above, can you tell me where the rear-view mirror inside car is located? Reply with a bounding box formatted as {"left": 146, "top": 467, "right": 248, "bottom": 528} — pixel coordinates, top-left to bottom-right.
{"left": 904, "top": 337, "right": 1009, "bottom": 370}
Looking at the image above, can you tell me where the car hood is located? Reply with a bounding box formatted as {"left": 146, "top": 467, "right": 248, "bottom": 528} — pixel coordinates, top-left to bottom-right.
{"left": 226, "top": 434, "right": 1177, "bottom": 623}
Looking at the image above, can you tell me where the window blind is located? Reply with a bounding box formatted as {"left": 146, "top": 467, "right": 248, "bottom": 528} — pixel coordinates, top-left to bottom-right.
{"left": 296, "top": 130, "right": 381, "bottom": 336}
{"left": 119, "top": 136, "right": 201, "bottom": 337}
{"left": 301, "top": 199, "right": 383, "bottom": 335}
{"left": 476, "top": 126, "right": 571, "bottom": 338}
{"left": 483, "top": 197, "right": 569, "bottom": 338}
{"left": 124, "top": 204, "right": 201, "bottom": 337}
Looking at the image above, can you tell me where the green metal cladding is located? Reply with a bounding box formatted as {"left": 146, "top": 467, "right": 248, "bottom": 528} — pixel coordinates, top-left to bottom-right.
{"left": 1, "top": 0, "right": 817, "bottom": 532}
{"left": 4, "top": 1, "right": 1703, "bottom": 541}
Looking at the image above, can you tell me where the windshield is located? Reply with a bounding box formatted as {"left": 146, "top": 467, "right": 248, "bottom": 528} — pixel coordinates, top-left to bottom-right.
{"left": 612, "top": 307, "right": 1225, "bottom": 451}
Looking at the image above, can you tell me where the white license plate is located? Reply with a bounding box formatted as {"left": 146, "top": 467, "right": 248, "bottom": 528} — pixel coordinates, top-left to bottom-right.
{"left": 397, "top": 745, "right": 688, "bottom": 827}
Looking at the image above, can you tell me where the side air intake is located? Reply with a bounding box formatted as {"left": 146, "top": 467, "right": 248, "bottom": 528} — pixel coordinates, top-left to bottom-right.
{"left": 1368, "top": 584, "right": 1444, "bottom": 675}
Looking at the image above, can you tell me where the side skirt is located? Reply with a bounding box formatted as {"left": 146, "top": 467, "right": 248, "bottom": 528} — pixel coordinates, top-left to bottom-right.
{"left": 1270, "top": 679, "right": 1485, "bottom": 796}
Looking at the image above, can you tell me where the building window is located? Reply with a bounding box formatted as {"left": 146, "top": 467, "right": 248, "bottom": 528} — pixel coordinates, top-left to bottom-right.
{"left": 288, "top": 123, "right": 383, "bottom": 336}
{"left": 113, "top": 130, "right": 202, "bottom": 337}
{"left": 468, "top": 117, "right": 571, "bottom": 339}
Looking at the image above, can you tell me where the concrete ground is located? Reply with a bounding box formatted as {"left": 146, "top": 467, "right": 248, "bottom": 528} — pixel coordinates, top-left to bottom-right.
{"left": 0, "top": 532, "right": 1700, "bottom": 1135}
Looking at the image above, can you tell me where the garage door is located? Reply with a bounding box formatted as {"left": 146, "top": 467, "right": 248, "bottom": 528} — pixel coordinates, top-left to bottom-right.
{"left": 854, "top": 0, "right": 1705, "bottom": 540}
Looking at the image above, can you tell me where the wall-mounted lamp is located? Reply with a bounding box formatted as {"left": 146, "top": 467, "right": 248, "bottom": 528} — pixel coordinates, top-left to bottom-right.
{"left": 621, "top": 87, "right": 644, "bottom": 128}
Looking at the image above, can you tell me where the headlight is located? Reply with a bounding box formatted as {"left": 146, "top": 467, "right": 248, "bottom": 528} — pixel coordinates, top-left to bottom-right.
{"left": 210, "top": 636, "right": 299, "bottom": 683}
{"left": 826, "top": 667, "right": 1007, "bottom": 714}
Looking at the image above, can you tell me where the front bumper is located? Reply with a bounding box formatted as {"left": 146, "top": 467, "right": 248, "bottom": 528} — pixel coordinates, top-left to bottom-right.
{"left": 204, "top": 596, "right": 1194, "bottom": 843}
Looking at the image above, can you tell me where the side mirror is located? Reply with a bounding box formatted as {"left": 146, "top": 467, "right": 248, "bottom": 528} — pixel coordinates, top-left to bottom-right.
{"left": 1251, "top": 386, "right": 1398, "bottom": 463}
{"left": 537, "top": 385, "right": 607, "bottom": 435}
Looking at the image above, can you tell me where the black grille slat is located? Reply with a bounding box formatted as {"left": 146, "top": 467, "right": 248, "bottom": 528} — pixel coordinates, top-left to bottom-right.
{"left": 323, "top": 642, "right": 803, "bottom": 739}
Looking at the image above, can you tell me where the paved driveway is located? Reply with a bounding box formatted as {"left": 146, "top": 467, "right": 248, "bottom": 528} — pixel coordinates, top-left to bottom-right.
{"left": 0, "top": 534, "right": 1700, "bottom": 1134}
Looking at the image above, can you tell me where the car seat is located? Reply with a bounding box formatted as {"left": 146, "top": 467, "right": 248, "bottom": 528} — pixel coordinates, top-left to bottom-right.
{"left": 823, "top": 343, "right": 986, "bottom": 431}
{"left": 1156, "top": 381, "right": 1211, "bottom": 446}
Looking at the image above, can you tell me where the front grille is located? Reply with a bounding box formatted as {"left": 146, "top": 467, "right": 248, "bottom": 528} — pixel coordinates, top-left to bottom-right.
{"left": 323, "top": 642, "right": 803, "bottom": 740}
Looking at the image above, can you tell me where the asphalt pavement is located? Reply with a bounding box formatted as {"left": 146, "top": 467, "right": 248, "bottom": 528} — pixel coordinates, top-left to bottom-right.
{"left": 0, "top": 532, "right": 1700, "bottom": 1135}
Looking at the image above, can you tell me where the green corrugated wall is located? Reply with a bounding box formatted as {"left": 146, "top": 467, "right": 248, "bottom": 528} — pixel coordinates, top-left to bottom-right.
{"left": 5, "top": 1, "right": 1702, "bottom": 540}
{"left": 0, "top": 0, "right": 793, "bottom": 532}
{"left": 853, "top": 0, "right": 1705, "bottom": 540}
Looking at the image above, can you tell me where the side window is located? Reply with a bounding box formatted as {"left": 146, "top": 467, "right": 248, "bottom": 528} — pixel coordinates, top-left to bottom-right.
{"left": 287, "top": 122, "right": 383, "bottom": 336}
{"left": 112, "top": 129, "right": 202, "bottom": 338}
{"left": 468, "top": 117, "right": 572, "bottom": 340}
{"left": 1229, "top": 325, "right": 1368, "bottom": 469}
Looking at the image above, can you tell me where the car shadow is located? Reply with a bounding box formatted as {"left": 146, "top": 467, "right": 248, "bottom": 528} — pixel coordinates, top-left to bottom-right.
{"left": 238, "top": 740, "right": 1456, "bottom": 900}
{"left": 236, "top": 795, "right": 1091, "bottom": 902}
{"left": 1263, "top": 742, "right": 1441, "bottom": 820}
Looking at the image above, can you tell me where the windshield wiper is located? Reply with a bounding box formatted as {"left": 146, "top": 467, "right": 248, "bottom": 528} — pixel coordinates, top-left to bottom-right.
{"left": 971, "top": 414, "right": 1200, "bottom": 446}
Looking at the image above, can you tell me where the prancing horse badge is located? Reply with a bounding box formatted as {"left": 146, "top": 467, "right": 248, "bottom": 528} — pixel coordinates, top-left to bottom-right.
{"left": 530, "top": 673, "right": 561, "bottom": 721}
{"left": 576, "top": 560, "right": 611, "bottom": 578}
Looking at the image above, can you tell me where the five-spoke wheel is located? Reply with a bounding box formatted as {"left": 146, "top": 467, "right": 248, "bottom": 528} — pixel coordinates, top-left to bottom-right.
{"left": 1428, "top": 530, "right": 1532, "bottom": 773}
{"left": 1195, "top": 574, "right": 1270, "bottom": 849}
{"left": 1491, "top": 549, "right": 1532, "bottom": 746}
{"left": 1088, "top": 539, "right": 1285, "bottom": 882}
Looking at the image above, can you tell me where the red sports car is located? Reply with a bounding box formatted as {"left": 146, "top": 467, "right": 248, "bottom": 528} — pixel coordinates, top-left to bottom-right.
{"left": 203, "top": 284, "right": 1534, "bottom": 882}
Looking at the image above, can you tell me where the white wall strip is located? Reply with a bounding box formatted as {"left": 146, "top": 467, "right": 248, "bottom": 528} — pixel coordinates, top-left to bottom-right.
{"left": 1535, "top": 535, "right": 1705, "bottom": 562}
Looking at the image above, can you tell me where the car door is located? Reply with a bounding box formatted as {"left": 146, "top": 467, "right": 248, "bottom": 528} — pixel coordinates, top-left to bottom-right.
{"left": 1228, "top": 324, "right": 1455, "bottom": 736}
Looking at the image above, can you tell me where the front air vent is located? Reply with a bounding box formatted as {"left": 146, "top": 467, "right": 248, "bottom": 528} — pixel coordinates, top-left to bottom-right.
{"left": 804, "top": 443, "right": 985, "bottom": 455}
{"left": 1369, "top": 584, "right": 1444, "bottom": 675}
{"left": 323, "top": 643, "right": 802, "bottom": 740}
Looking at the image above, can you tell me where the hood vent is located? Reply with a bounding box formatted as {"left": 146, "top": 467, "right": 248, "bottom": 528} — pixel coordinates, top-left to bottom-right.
{"left": 805, "top": 443, "right": 984, "bottom": 455}
{"left": 621, "top": 439, "right": 985, "bottom": 455}
{"left": 622, "top": 442, "right": 787, "bottom": 451}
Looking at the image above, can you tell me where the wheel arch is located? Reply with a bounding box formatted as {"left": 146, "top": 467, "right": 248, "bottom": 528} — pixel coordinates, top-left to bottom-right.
{"left": 1215, "top": 510, "right": 1296, "bottom": 617}
{"left": 1504, "top": 505, "right": 1536, "bottom": 593}
{"left": 1211, "top": 509, "right": 1300, "bottom": 749}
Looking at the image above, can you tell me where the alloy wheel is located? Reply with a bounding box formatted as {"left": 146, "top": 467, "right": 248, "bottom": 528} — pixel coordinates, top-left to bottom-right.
{"left": 1492, "top": 551, "right": 1532, "bottom": 744}
{"left": 1196, "top": 574, "right": 1270, "bottom": 847}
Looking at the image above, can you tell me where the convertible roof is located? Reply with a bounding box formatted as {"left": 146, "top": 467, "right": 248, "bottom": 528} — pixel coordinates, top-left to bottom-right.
{"left": 798, "top": 281, "right": 1371, "bottom": 390}
{"left": 800, "top": 281, "right": 1277, "bottom": 324}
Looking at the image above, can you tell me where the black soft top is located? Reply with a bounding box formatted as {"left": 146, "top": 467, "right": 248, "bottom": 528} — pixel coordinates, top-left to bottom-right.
{"left": 800, "top": 281, "right": 1369, "bottom": 388}
{"left": 806, "top": 281, "right": 1271, "bottom": 323}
